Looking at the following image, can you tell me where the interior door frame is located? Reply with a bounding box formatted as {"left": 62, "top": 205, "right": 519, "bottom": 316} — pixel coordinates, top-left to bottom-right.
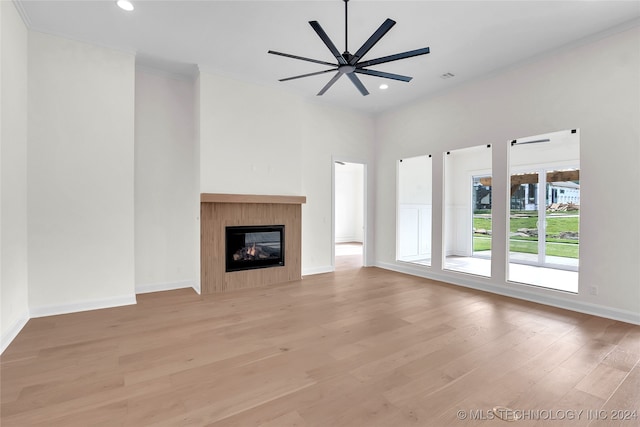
{"left": 331, "top": 156, "right": 368, "bottom": 269}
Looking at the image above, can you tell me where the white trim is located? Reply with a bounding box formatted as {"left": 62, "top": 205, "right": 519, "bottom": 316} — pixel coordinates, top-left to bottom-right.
{"left": 395, "top": 159, "right": 400, "bottom": 262}
{"left": 11, "top": 0, "right": 32, "bottom": 28}
{"left": 335, "top": 236, "right": 361, "bottom": 244}
{"left": 302, "top": 266, "right": 334, "bottom": 276}
{"left": 135, "top": 63, "right": 198, "bottom": 82}
{"left": 398, "top": 254, "right": 430, "bottom": 263}
{"left": 375, "top": 261, "right": 640, "bottom": 326}
{"left": 331, "top": 160, "right": 337, "bottom": 269}
{"left": 192, "top": 282, "right": 201, "bottom": 295}
{"left": 362, "top": 162, "right": 369, "bottom": 267}
{"left": 136, "top": 280, "right": 196, "bottom": 295}
{"left": 332, "top": 157, "right": 369, "bottom": 268}
{"left": 30, "top": 295, "right": 137, "bottom": 319}
{"left": 1, "top": 311, "right": 30, "bottom": 355}
{"left": 28, "top": 28, "right": 137, "bottom": 56}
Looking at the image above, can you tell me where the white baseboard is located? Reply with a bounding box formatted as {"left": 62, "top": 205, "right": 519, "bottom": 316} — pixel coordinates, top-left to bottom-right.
{"left": 398, "top": 254, "right": 431, "bottom": 262}
{"left": 336, "top": 237, "right": 362, "bottom": 243}
{"left": 1, "top": 311, "right": 30, "bottom": 355}
{"left": 30, "top": 295, "right": 137, "bottom": 319}
{"left": 191, "top": 282, "right": 201, "bottom": 295}
{"left": 136, "top": 280, "right": 196, "bottom": 295}
{"left": 445, "top": 250, "right": 470, "bottom": 257}
{"left": 302, "top": 266, "right": 335, "bottom": 276}
{"left": 375, "top": 261, "right": 640, "bottom": 326}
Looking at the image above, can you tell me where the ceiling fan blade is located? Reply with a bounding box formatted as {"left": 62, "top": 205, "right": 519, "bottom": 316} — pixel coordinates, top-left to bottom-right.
{"left": 317, "top": 72, "right": 344, "bottom": 96}
{"left": 355, "top": 68, "right": 412, "bottom": 82}
{"left": 349, "top": 18, "right": 396, "bottom": 65}
{"left": 346, "top": 73, "right": 370, "bottom": 96}
{"left": 356, "top": 47, "right": 430, "bottom": 68}
{"left": 268, "top": 50, "right": 336, "bottom": 67}
{"left": 279, "top": 69, "right": 338, "bottom": 82}
{"left": 309, "top": 21, "right": 348, "bottom": 65}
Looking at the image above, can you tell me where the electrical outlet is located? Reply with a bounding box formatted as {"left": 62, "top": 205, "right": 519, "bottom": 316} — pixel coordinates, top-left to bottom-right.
{"left": 589, "top": 286, "right": 598, "bottom": 296}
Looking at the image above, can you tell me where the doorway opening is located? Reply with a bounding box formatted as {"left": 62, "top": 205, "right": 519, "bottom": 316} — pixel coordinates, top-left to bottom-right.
{"left": 397, "top": 155, "right": 432, "bottom": 267}
{"left": 508, "top": 129, "right": 580, "bottom": 293}
{"left": 334, "top": 161, "right": 365, "bottom": 270}
{"left": 443, "top": 145, "right": 492, "bottom": 277}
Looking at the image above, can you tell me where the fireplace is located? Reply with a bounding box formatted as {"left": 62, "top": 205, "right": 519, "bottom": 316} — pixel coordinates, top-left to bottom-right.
{"left": 225, "top": 225, "right": 285, "bottom": 272}
{"left": 201, "top": 193, "right": 304, "bottom": 293}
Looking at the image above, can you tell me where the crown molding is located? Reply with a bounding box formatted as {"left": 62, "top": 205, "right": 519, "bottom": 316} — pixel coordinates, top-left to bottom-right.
{"left": 12, "top": 0, "right": 32, "bottom": 28}
{"left": 135, "top": 55, "right": 199, "bottom": 82}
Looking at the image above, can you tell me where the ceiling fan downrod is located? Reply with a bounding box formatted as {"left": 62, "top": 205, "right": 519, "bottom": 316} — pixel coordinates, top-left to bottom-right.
{"left": 344, "top": 0, "right": 349, "bottom": 57}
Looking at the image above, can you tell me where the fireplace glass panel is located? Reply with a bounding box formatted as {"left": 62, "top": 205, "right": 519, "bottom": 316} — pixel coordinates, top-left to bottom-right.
{"left": 225, "top": 225, "right": 285, "bottom": 272}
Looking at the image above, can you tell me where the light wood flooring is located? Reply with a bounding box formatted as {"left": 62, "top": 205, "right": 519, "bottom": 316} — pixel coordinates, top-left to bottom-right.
{"left": 2, "top": 265, "right": 639, "bottom": 426}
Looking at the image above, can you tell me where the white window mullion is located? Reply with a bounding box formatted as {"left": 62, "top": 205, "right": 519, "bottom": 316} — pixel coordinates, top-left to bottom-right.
{"left": 537, "top": 169, "right": 547, "bottom": 265}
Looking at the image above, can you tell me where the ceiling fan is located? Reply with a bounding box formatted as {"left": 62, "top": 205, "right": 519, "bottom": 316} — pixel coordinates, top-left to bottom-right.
{"left": 268, "top": 0, "right": 430, "bottom": 96}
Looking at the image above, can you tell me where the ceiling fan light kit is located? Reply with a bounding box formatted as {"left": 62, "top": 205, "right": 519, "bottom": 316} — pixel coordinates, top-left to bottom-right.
{"left": 268, "top": 0, "right": 430, "bottom": 96}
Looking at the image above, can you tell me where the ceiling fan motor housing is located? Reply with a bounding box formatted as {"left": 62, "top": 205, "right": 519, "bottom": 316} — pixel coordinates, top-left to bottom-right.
{"left": 338, "top": 65, "right": 356, "bottom": 74}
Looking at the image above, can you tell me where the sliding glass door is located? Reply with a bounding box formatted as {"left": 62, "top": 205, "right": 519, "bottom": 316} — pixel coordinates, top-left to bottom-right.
{"left": 509, "top": 167, "right": 580, "bottom": 271}
{"left": 544, "top": 168, "right": 580, "bottom": 269}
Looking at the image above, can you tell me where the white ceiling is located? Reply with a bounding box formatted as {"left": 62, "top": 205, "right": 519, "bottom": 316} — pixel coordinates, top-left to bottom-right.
{"left": 16, "top": 0, "right": 640, "bottom": 115}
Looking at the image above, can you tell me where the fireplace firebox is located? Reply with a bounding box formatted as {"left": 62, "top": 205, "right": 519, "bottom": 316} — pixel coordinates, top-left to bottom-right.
{"left": 225, "top": 225, "right": 285, "bottom": 272}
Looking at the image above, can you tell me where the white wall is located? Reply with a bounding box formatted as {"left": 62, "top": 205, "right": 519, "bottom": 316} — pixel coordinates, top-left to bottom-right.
{"left": 134, "top": 69, "right": 197, "bottom": 294}
{"left": 398, "top": 155, "right": 432, "bottom": 205}
{"left": 197, "top": 72, "right": 375, "bottom": 275}
{"left": 335, "top": 162, "right": 364, "bottom": 243}
{"left": 511, "top": 129, "right": 580, "bottom": 171}
{"left": 301, "top": 103, "right": 374, "bottom": 273}
{"left": 1, "top": 0, "right": 30, "bottom": 352}
{"left": 28, "top": 32, "right": 136, "bottom": 315}
{"left": 198, "top": 72, "right": 303, "bottom": 196}
{"left": 375, "top": 26, "right": 640, "bottom": 324}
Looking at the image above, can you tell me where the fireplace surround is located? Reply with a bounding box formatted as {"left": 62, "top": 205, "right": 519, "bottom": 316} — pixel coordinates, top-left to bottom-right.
{"left": 200, "top": 193, "right": 305, "bottom": 293}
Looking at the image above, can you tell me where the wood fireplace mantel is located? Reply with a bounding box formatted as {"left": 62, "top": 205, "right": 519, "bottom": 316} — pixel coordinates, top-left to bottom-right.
{"left": 200, "top": 193, "right": 306, "bottom": 205}
{"left": 200, "top": 193, "right": 305, "bottom": 294}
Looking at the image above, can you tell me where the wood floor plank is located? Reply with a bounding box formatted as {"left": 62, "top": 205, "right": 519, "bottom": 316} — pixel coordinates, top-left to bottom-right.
{"left": 2, "top": 264, "right": 638, "bottom": 426}
{"left": 575, "top": 364, "right": 629, "bottom": 400}
{"left": 206, "top": 375, "right": 361, "bottom": 427}
{"left": 257, "top": 410, "right": 307, "bottom": 427}
{"left": 589, "top": 363, "right": 640, "bottom": 427}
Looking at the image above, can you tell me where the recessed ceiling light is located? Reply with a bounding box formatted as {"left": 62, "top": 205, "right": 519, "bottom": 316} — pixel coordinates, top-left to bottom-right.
{"left": 116, "top": 0, "right": 134, "bottom": 11}
{"left": 379, "top": 84, "right": 389, "bottom": 90}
